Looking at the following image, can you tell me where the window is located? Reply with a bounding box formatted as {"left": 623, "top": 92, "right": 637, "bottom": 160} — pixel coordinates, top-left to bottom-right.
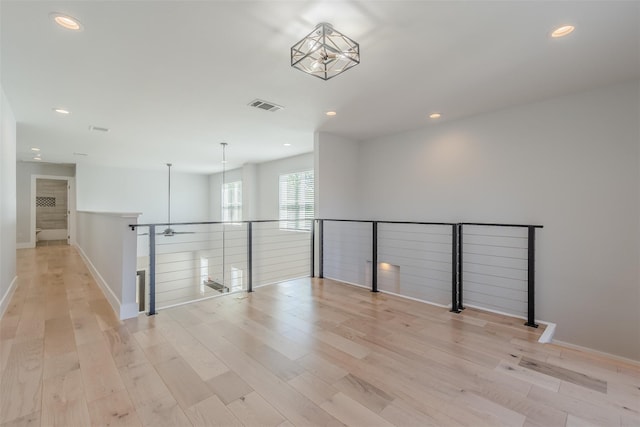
{"left": 279, "top": 170, "right": 314, "bottom": 231}
{"left": 222, "top": 181, "right": 242, "bottom": 222}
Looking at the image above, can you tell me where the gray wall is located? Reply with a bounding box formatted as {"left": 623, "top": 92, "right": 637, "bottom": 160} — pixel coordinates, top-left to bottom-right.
{"left": 16, "top": 162, "right": 75, "bottom": 244}
{"left": 1, "top": 86, "right": 17, "bottom": 313}
{"left": 316, "top": 80, "right": 640, "bottom": 361}
{"left": 76, "top": 163, "right": 209, "bottom": 225}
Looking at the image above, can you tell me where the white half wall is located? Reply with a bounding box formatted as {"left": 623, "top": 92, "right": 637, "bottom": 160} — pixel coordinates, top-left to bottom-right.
{"left": 0, "top": 85, "right": 17, "bottom": 317}
{"left": 76, "top": 164, "right": 210, "bottom": 225}
{"left": 338, "top": 80, "right": 639, "bottom": 361}
{"left": 76, "top": 211, "right": 140, "bottom": 319}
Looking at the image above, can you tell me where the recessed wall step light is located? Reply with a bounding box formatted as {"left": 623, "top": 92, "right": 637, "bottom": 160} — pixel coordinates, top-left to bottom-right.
{"left": 89, "top": 125, "right": 109, "bottom": 132}
{"left": 248, "top": 99, "right": 284, "bottom": 112}
{"left": 73, "top": 152, "right": 88, "bottom": 156}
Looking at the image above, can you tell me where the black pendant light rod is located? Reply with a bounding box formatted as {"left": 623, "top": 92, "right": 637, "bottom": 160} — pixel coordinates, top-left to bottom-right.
{"left": 220, "top": 143, "right": 227, "bottom": 289}
{"left": 167, "top": 163, "right": 172, "bottom": 229}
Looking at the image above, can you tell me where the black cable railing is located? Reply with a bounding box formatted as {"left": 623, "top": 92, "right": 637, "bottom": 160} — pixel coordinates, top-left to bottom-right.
{"left": 130, "top": 218, "right": 542, "bottom": 327}
{"left": 314, "top": 219, "right": 543, "bottom": 328}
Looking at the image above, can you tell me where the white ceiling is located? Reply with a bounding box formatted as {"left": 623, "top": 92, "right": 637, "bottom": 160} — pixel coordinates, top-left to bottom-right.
{"left": 2, "top": 1, "right": 639, "bottom": 174}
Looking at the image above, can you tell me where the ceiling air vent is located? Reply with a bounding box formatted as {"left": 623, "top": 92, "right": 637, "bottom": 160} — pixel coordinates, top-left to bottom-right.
{"left": 89, "top": 125, "right": 109, "bottom": 132}
{"left": 248, "top": 99, "right": 283, "bottom": 112}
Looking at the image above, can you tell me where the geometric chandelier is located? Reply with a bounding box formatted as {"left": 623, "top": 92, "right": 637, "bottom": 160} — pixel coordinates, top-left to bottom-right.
{"left": 291, "top": 22, "right": 360, "bottom": 81}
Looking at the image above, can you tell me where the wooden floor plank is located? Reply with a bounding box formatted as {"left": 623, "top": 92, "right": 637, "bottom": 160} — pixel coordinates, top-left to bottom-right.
{"left": 520, "top": 356, "right": 607, "bottom": 393}
{"left": 0, "top": 338, "right": 44, "bottom": 424}
{"left": 320, "top": 392, "right": 395, "bottom": 427}
{"left": 185, "top": 395, "right": 243, "bottom": 427}
{"left": 154, "top": 356, "right": 214, "bottom": 409}
{"left": 87, "top": 389, "right": 142, "bottom": 427}
{"left": 41, "top": 368, "right": 92, "bottom": 427}
{"left": 226, "top": 391, "right": 285, "bottom": 427}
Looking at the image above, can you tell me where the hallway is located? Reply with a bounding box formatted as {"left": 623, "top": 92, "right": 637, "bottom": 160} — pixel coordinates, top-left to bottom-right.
{"left": 1, "top": 245, "right": 638, "bottom": 426}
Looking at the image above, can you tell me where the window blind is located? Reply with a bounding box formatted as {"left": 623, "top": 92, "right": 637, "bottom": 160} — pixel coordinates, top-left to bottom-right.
{"left": 279, "top": 171, "right": 314, "bottom": 231}
{"left": 222, "top": 181, "right": 242, "bottom": 222}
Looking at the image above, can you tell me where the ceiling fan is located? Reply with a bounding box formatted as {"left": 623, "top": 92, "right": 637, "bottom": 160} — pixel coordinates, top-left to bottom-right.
{"left": 159, "top": 163, "right": 194, "bottom": 236}
{"left": 138, "top": 163, "right": 194, "bottom": 237}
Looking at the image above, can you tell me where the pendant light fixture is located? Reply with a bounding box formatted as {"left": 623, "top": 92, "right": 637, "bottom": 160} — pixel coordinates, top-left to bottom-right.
{"left": 291, "top": 22, "right": 360, "bottom": 80}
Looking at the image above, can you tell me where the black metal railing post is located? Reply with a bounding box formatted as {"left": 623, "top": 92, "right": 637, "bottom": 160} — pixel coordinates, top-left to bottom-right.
{"left": 247, "top": 222, "right": 253, "bottom": 293}
{"left": 310, "top": 219, "right": 315, "bottom": 277}
{"left": 525, "top": 226, "right": 539, "bottom": 328}
{"left": 318, "top": 220, "right": 324, "bottom": 278}
{"left": 372, "top": 221, "right": 378, "bottom": 292}
{"left": 148, "top": 225, "right": 156, "bottom": 316}
{"left": 458, "top": 223, "right": 465, "bottom": 310}
{"left": 451, "top": 224, "right": 460, "bottom": 313}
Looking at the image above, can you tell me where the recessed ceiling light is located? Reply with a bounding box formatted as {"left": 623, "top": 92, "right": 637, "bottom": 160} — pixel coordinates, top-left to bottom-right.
{"left": 326, "top": 111, "right": 337, "bottom": 116}
{"left": 53, "top": 108, "right": 70, "bottom": 115}
{"left": 429, "top": 113, "right": 442, "bottom": 119}
{"left": 283, "top": 143, "right": 291, "bottom": 147}
{"left": 551, "top": 25, "right": 575, "bottom": 38}
{"left": 51, "top": 13, "right": 83, "bottom": 31}
{"left": 33, "top": 157, "right": 42, "bottom": 161}
{"left": 31, "top": 147, "right": 41, "bottom": 152}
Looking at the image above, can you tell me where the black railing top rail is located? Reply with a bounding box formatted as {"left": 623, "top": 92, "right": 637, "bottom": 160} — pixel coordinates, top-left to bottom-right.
{"left": 460, "top": 222, "right": 543, "bottom": 229}
{"left": 129, "top": 219, "right": 305, "bottom": 230}
{"left": 318, "top": 218, "right": 457, "bottom": 226}
{"left": 130, "top": 219, "right": 544, "bottom": 231}
{"left": 319, "top": 219, "right": 543, "bottom": 229}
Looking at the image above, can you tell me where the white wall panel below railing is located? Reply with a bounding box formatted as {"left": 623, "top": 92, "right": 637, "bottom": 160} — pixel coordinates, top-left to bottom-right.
{"left": 252, "top": 223, "right": 310, "bottom": 287}
{"left": 377, "top": 223, "right": 452, "bottom": 306}
{"left": 323, "top": 221, "right": 372, "bottom": 287}
{"left": 462, "top": 225, "right": 528, "bottom": 318}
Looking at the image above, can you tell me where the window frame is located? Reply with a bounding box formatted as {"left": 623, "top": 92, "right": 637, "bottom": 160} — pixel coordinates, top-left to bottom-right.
{"left": 278, "top": 170, "right": 314, "bottom": 232}
{"left": 221, "top": 180, "right": 242, "bottom": 223}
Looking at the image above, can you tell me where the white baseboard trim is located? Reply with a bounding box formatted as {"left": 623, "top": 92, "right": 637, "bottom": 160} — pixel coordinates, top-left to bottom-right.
{"left": 0, "top": 276, "right": 18, "bottom": 319}
{"left": 551, "top": 339, "right": 640, "bottom": 366}
{"left": 322, "top": 276, "right": 451, "bottom": 309}
{"left": 16, "top": 242, "right": 34, "bottom": 249}
{"left": 461, "top": 303, "right": 555, "bottom": 343}
{"left": 75, "top": 244, "right": 123, "bottom": 320}
{"left": 120, "top": 302, "right": 139, "bottom": 320}
{"left": 322, "top": 276, "right": 370, "bottom": 291}
{"left": 537, "top": 321, "right": 556, "bottom": 344}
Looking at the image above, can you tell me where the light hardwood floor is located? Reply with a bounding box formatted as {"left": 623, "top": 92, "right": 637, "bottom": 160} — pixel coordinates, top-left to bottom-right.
{"left": 1, "top": 245, "right": 638, "bottom": 426}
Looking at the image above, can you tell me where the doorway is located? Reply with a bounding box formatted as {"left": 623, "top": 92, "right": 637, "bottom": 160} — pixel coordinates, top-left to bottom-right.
{"left": 30, "top": 175, "right": 76, "bottom": 248}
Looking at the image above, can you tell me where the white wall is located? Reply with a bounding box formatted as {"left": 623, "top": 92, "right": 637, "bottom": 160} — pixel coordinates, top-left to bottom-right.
{"left": 255, "top": 153, "right": 314, "bottom": 220}
{"left": 77, "top": 164, "right": 209, "bottom": 225}
{"left": 314, "top": 132, "right": 360, "bottom": 219}
{"left": 0, "top": 86, "right": 17, "bottom": 317}
{"left": 76, "top": 211, "right": 139, "bottom": 319}
{"left": 326, "top": 80, "right": 639, "bottom": 360}
{"left": 16, "top": 162, "right": 75, "bottom": 245}
{"left": 209, "top": 153, "right": 314, "bottom": 221}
